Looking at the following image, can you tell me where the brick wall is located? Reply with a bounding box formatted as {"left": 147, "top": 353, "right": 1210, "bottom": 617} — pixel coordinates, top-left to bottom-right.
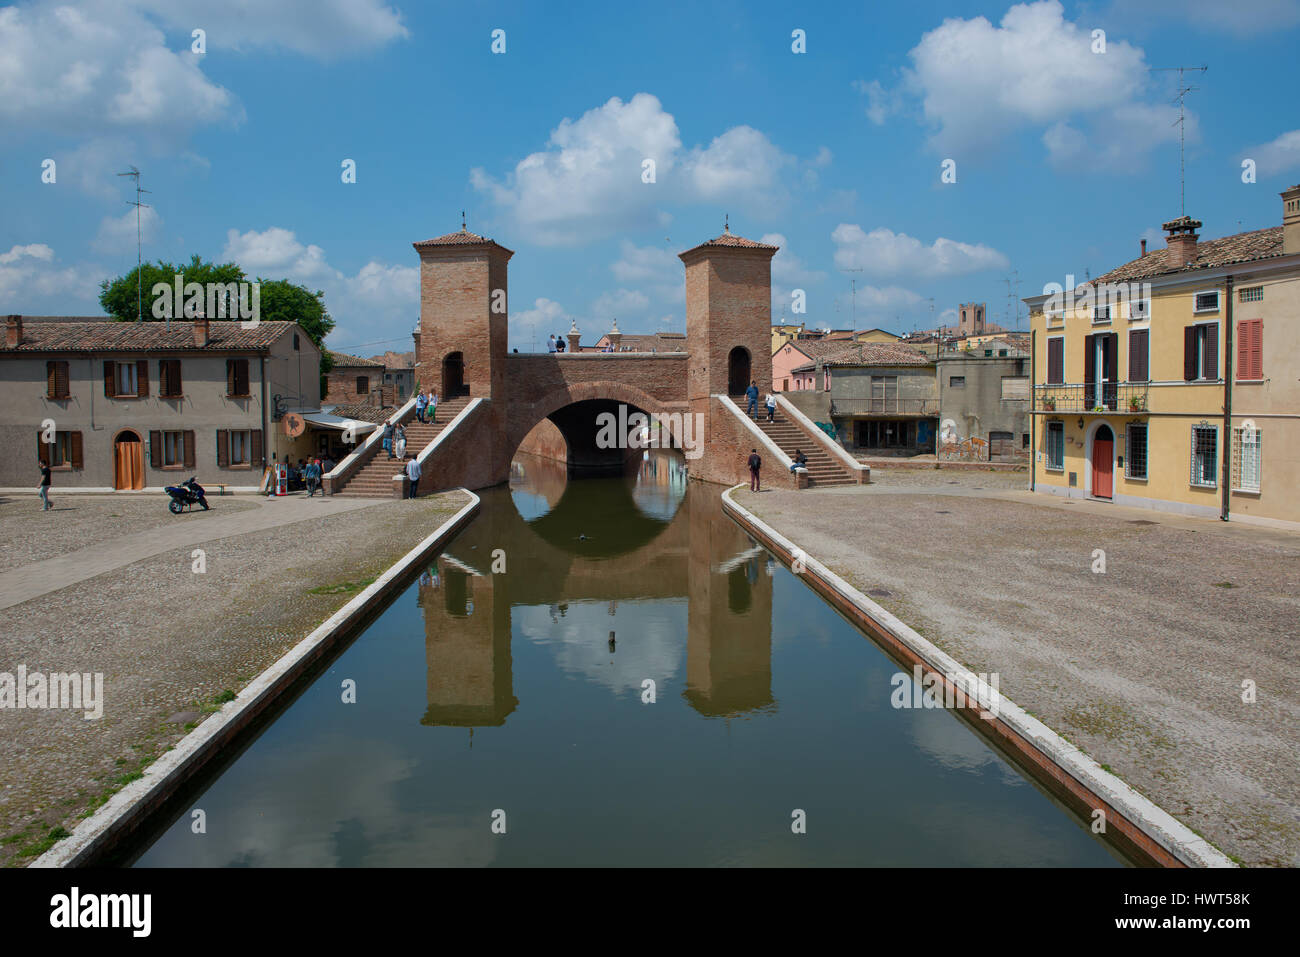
{"left": 324, "top": 367, "right": 387, "bottom": 406}
{"left": 683, "top": 247, "right": 776, "bottom": 400}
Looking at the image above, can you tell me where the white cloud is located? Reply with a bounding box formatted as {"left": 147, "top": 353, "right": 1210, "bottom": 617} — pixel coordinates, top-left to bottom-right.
{"left": 1242, "top": 129, "right": 1300, "bottom": 176}
{"left": 760, "top": 233, "right": 826, "bottom": 285}
{"left": 831, "top": 224, "right": 1009, "bottom": 278}
{"left": 135, "top": 0, "right": 409, "bottom": 58}
{"left": 1044, "top": 102, "right": 1189, "bottom": 172}
{"left": 471, "top": 93, "right": 800, "bottom": 245}
{"left": 610, "top": 241, "right": 679, "bottom": 284}
{"left": 220, "top": 227, "right": 417, "bottom": 347}
{"left": 0, "top": 244, "right": 103, "bottom": 311}
{"left": 1104, "top": 0, "right": 1300, "bottom": 36}
{"left": 854, "top": 79, "right": 903, "bottom": 125}
{"left": 0, "top": 2, "right": 241, "bottom": 136}
{"left": 92, "top": 205, "right": 162, "bottom": 255}
{"left": 592, "top": 288, "right": 650, "bottom": 318}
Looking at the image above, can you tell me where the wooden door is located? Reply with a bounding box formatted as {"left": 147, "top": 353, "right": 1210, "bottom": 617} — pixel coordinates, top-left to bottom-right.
{"left": 1092, "top": 426, "right": 1113, "bottom": 499}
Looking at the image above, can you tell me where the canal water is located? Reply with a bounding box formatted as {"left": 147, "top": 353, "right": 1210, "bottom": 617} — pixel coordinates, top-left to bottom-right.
{"left": 131, "top": 450, "right": 1123, "bottom": 866}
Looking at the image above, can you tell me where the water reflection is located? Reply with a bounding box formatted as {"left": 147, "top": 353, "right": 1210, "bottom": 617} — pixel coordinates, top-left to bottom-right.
{"left": 420, "top": 451, "right": 772, "bottom": 723}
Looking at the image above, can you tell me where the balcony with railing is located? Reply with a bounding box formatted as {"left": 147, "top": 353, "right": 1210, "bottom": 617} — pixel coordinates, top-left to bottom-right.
{"left": 829, "top": 397, "right": 941, "bottom": 417}
{"left": 1034, "top": 382, "right": 1149, "bottom": 414}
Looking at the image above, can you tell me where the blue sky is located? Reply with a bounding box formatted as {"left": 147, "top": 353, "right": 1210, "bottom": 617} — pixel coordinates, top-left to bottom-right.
{"left": 3, "top": 0, "right": 1299, "bottom": 355}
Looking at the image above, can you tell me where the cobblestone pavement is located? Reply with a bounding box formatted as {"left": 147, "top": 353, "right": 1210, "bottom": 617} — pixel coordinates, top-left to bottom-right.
{"left": 0, "top": 491, "right": 470, "bottom": 865}
{"left": 741, "top": 475, "right": 1300, "bottom": 867}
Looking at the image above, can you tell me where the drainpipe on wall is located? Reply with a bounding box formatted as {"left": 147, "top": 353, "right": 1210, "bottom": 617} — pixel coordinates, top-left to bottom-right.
{"left": 1030, "top": 329, "right": 1036, "bottom": 492}
{"left": 261, "top": 354, "right": 270, "bottom": 472}
{"left": 1221, "top": 275, "right": 1234, "bottom": 522}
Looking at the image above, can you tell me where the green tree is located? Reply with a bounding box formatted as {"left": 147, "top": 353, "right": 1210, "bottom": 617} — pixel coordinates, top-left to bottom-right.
{"left": 98, "top": 255, "right": 245, "bottom": 322}
{"left": 254, "top": 279, "right": 335, "bottom": 348}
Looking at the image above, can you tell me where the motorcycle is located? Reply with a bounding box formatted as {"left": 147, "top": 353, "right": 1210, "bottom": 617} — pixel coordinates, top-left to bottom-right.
{"left": 165, "top": 477, "right": 209, "bottom": 514}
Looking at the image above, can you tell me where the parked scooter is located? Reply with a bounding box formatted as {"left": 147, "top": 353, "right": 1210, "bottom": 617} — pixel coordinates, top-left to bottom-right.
{"left": 165, "top": 477, "right": 209, "bottom": 514}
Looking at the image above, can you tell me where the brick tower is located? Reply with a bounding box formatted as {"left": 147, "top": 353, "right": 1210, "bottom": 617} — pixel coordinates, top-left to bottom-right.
{"left": 412, "top": 225, "right": 513, "bottom": 403}
{"left": 679, "top": 226, "right": 778, "bottom": 401}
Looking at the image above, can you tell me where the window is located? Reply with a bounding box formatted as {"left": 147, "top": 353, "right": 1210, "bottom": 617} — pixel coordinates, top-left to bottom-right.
{"left": 984, "top": 349, "right": 993, "bottom": 357}
{"left": 226, "top": 358, "right": 250, "bottom": 396}
{"left": 114, "top": 361, "right": 138, "bottom": 396}
{"left": 1046, "top": 337, "right": 1064, "bottom": 384}
{"left": 38, "top": 430, "right": 82, "bottom": 469}
{"left": 230, "top": 430, "right": 251, "bottom": 465}
{"left": 150, "top": 430, "right": 194, "bottom": 469}
{"left": 1128, "top": 329, "right": 1149, "bottom": 382}
{"left": 1239, "top": 286, "right": 1263, "bottom": 303}
{"left": 870, "top": 375, "right": 897, "bottom": 412}
{"left": 1126, "top": 424, "right": 1148, "bottom": 479}
{"left": 1046, "top": 421, "right": 1064, "bottom": 471}
{"left": 1022, "top": 433, "right": 1030, "bottom": 449}
{"left": 160, "top": 359, "right": 183, "bottom": 397}
{"left": 949, "top": 376, "right": 965, "bottom": 388}
{"left": 356, "top": 376, "right": 369, "bottom": 395}
{"left": 215, "top": 428, "right": 262, "bottom": 469}
{"left": 46, "top": 361, "right": 69, "bottom": 399}
{"left": 163, "top": 431, "right": 185, "bottom": 467}
{"left": 1237, "top": 319, "right": 1263, "bottom": 381}
{"left": 1233, "top": 427, "right": 1262, "bottom": 492}
{"left": 1194, "top": 290, "right": 1220, "bottom": 313}
{"left": 293, "top": 333, "right": 301, "bottom": 350}
{"left": 1093, "top": 304, "right": 1111, "bottom": 323}
{"left": 1190, "top": 425, "right": 1217, "bottom": 488}
{"left": 1183, "top": 324, "right": 1219, "bottom": 381}
{"left": 1129, "top": 297, "right": 1150, "bottom": 320}
{"left": 998, "top": 349, "right": 1008, "bottom": 357}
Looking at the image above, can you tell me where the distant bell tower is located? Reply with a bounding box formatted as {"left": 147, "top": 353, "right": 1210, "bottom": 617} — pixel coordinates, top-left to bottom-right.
{"left": 413, "top": 221, "right": 513, "bottom": 402}
{"left": 679, "top": 223, "right": 778, "bottom": 400}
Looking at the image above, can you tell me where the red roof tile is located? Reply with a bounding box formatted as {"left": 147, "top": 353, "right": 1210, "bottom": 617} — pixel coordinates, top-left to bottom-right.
{"left": 327, "top": 350, "right": 385, "bottom": 368}
{"left": 0, "top": 318, "right": 295, "bottom": 353}
{"left": 679, "top": 231, "right": 779, "bottom": 259}
{"left": 1094, "top": 226, "right": 1284, "bottom": 284}
{"left": 790, "top": 341, "right": 933, "bottom": 372}
{"left": 412, "top": 228, "right": 514, "bottom": 254}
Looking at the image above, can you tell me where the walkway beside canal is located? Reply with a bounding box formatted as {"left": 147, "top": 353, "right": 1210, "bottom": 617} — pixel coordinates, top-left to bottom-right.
{"left": 738, "top": 473, "right": 1300, "bottom": 867}
{"left": 0, "top": 490, "right": 471, "bottom": 866}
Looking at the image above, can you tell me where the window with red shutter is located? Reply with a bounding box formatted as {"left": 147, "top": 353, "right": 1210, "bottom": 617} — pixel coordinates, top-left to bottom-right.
{"left": 1237, "top": 319, "right": 1263, "bottom": 381}
{"left": 1046, "top": 337, "right": 1064, "bottom": 384}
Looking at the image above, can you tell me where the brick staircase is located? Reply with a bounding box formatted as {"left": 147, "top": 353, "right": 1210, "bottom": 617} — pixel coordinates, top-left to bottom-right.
{"left": 747, "top": 405, "right": 855, "bottom": 487}
{"left": 333, "top": 397, "right": 471, "bottom": 497}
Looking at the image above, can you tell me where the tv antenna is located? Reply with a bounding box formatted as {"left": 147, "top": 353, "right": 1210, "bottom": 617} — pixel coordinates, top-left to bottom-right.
{"left": 1151, "top": 65, "right": 1207, "bottom": 217}
{"left": 117, "top": 166, "right": 152, "bottom": 325}
{"left": 1002, "top": 273, "right": 1023, "bottom": 332}
{"left": 841, "top": 267, "right": 863, "bottom": 327}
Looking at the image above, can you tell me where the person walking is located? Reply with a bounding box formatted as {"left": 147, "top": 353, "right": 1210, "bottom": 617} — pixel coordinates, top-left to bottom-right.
{"left": 745, "top": 380, "right": 759, "bottom": 417}
{"left": 415, "top": 390, "right": 428, "bottom": 424}
{"left": 394, "top": 424, "right": 407, "bottom": 460}
{"left": 765, "top": 391, "right": 777, "bottom": 422}
{"left": 38, "top": 459, "right": 52, "bottom": 511}
{"left": 747, "top": 448, "right": 762, "bottom": 492}
{"left": 428, "top": 389, "right": 438, "bottom": 424}
{"left": 305, "top": 458, "right": 321, "bottom": 497}
{"left": 382, "top": 420, "right": 395, "bottom": 459}
{"left": 405, "top": 455, "right": 422, "bottom": 499}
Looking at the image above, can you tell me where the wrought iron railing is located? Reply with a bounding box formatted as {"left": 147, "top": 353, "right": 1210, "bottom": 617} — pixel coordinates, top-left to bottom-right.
{"left": 1034, "top": 382, "right": 1149, "bottom": 413}
{"left": 829, "top": 398, "right": 940, "bottom": 416}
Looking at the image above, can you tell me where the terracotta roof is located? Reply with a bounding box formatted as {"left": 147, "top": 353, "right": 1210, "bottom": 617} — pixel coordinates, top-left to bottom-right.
{"left": 1094, "top": 226, "right": 1284, "bottom": 284}
{"left": 791, "top": 341, "right": 933, "bottom": 372}
{"left": 412, "top": 228, "right": 514, "bottom": 254}
{"left": 679, "top": 231, "right": 779, "bottom": 259}
{"left": 589, "top": 331, "right": 688, "bottom": 352}
{"left": 778, "top": 337, "right": 871, "bottom": 361}
{"left": 372, "top": 350, "right": 415, "bottom": 369}
{"left": 325, "top": 403, "right": 395, "bottom": 422}
{"left": 0, "top": 318, "right": 294, "bottom": 353}
{"left": 327, "top": 350, "right": 385, "bottom": 368}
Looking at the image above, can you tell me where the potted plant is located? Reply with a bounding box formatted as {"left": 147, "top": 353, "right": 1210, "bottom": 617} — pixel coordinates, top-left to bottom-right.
{"left": 1128, "top": 395, "right": 1145, "bottom": 412}
{"left": 1041, "top": 397, "right": 1056, "bottom": 412}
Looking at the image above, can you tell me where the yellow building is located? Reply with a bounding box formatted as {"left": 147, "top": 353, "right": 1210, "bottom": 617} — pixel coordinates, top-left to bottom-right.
{"left": 1025, "top": 186, "right": 1300, "bottom": 529}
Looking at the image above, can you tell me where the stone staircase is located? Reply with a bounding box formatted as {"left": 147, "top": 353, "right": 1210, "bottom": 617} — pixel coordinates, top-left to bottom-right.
{"left": 748, "top": 406, "right": 855, "bottom": 487}
{"left": 333, "top": 397, "right": 471, "bottom": 497}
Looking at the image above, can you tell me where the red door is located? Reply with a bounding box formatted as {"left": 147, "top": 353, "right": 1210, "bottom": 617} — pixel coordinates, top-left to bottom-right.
{"left": 1092, "top": 426, "right": 1113, "bottom": 499}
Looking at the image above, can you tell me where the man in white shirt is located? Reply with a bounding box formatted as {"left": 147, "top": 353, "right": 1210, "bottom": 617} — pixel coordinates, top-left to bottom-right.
{"left": 405, "top": 456, "right": 422, "bottom": 498}
{"left": 547, "top": 334, "right": 556, "bottom": 353}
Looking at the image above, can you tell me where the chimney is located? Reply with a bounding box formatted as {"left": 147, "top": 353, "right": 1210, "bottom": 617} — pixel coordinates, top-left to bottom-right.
{"left": 1140, "top": 238, "right": 1147, "bottom": 256}
{"left": 566, "top": 320, "right": 580, "bottom": 354}
{"left": 1162, "top": 216, "right": 1202, "bottom": 267}
{"left": 192, "top": 317, "right": 210, "bottom": 346}
{"left": 1283, "top": 184, "right": 1300, "bottom": 255}
{"left": 5, "top": 315, "right": 21, "bottom": 348}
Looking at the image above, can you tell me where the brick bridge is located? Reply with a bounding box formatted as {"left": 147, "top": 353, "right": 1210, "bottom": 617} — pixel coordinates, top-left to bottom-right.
{"left": 329, "top": 224, "right": 868, "bottom": 495}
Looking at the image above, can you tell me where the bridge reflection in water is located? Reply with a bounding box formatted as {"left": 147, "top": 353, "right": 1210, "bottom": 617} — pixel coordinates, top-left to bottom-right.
{"left": 129, "top": 449, "right": 1124, "bottom": 867}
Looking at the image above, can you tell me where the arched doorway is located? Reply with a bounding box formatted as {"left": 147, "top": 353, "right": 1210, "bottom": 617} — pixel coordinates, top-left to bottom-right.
{"left": 1091, "top": 423, "right": 1114, "bottom": 499}
{"left": 727, "top": 346, "right": 751, "bottom": 396}
{"left": 442, "top": 352, "right": 466, "bottom": 398}
{"left": 114, "top": 430, "right": 144, "bottom": 490}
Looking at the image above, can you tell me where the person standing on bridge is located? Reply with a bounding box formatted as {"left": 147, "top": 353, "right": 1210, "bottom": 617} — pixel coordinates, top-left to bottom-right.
{"left": 405, "top": 455, "right": 422, "bottom": 499}
{"left": 547, "top": 334, "right": 557, "bottom": 353}
{"left": 415, "top": 390, "right": 428, "bottom": 424}
{"left": 747, "top": 448, "right": 762, "bottom": 492}
{"left": 382, "top": 420, "right": 395, "bottom": 459}
{"left": 765, "top": 392, "right": 776, "bottom": 422}
{"left": 745, "top": 380, "right": 759, "bottom": 417}
{"left": 428, "top": 389, "right": 438, "bottom": 424}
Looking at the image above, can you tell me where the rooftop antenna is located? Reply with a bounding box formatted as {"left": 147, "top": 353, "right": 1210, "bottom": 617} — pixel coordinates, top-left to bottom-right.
{"left": 461, "top": 210, "right": 466, "bottom": 231}
{"left": 117, "top": 166, "right": 151, "bottom": 325}
{"left": 723, "top": 213, "right": 729, "bottom": 234}
{"left": 1152, "top": 65, "right": 1207, "bottom": 217}
{"left": 1003, "top": 272, "right": 1023, "bottom": 332}
{"left": 841, "top": 267, "right": 863, "bottom": 328}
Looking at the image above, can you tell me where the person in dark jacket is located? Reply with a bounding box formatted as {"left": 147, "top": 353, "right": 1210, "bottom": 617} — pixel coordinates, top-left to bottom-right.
{"left": 747, "top": 448, "right": 762, "bottom": 492}
{"left": 39, "top": 460, "right": 52, "bottom": 511}
{"left": 745, "top": 381, "right": 759, "bottom": 417}
{"left": 789, "top": 449, "right": 807, "bottom": 472}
